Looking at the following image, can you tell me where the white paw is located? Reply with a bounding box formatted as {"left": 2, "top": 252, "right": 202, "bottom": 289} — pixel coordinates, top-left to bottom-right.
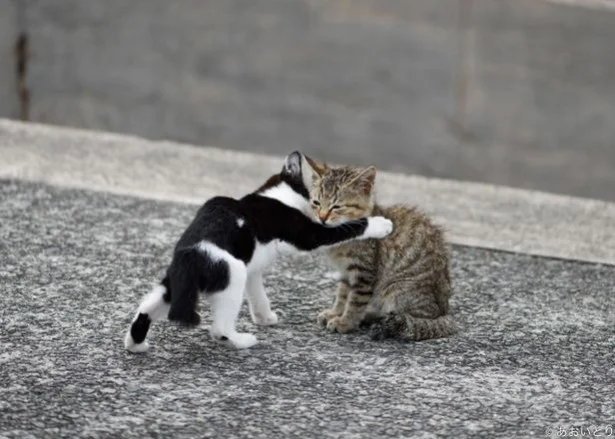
{"left": 209, "top": 326, "right": 227, "bottom": 342}
{"left": 364, "top": 216, "right": 393, "bottom": 239}
{"left": 124, "top": 332, "right": 149, "bottom": 353}
{"left": 251, "top": 310, "right": 279, "bottom": 326}
{"left": 229, "top": 333, "right": 258, "bottom": 349}
{"left": 325, "top": 271, "right": 343, "bottom": 281}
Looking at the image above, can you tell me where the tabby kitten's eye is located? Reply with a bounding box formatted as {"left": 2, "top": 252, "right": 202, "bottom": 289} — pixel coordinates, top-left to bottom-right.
{"left": 331, "top": 204, "right": 342, "bottom": 210}
{"left": 312, "top": 199, "right": 320, "bottom": 206}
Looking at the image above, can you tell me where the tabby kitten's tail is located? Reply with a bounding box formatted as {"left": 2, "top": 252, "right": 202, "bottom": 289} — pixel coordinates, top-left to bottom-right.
{"left": 370, "top": 313, "right": 457, "bottom": 341}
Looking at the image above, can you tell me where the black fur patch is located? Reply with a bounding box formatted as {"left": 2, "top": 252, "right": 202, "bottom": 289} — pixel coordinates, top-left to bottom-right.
{"left": 161, "top": 275, "right": 171, "bottom": 303}
{"left": 130, "top": 313, "right": 151, "bottom": 344}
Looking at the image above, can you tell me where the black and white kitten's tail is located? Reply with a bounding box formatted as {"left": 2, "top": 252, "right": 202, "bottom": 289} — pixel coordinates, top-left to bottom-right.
{"left": 124, "top": 276, "right": 173, "bottom": 353}
{"left": 370, "top": 313, "right": 457, "bottom": 342}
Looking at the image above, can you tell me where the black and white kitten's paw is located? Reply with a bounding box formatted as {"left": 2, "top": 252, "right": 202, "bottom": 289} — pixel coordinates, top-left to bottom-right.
{"left": 251, "top": 310, "right": 279, "bottom": 326}
{"left": 363, "top": 217, "right": 394, "bottom": 239}
{"left": 124, "top": 331, "right": 150, "bottom": 353}
{"left": 229, "top": 333, "right": 259, "bottom": 349}
{"left": 210, "top": 328, "right": 259, "bottom": 349}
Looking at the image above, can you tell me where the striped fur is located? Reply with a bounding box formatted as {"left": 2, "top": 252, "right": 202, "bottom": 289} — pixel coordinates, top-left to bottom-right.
{"left": 306, "top": 156, "right": 456, "bottom": 341}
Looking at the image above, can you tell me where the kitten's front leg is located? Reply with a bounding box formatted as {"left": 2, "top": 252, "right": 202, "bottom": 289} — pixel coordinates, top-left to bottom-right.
{"left": 246, "top": 272, "right": 278, "bottom": 326}
{"left": 326, "top": 270, "right": 375, "bottom": 334}
{"left": 317, "top": 282, "right": 350, "bottom": 327}
{"left": 326, "top": 289, "right": 373, "bottom": 333}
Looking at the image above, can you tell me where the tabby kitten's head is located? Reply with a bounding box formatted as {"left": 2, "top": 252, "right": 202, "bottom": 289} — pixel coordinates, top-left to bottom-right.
{"left": 305, "top": 156, "right": 376, "bottom": 225}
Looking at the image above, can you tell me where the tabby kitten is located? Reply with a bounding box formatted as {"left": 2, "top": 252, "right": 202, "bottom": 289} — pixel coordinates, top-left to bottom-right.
{"left": 305, "top": 157, "right": 456, "bottom": 341}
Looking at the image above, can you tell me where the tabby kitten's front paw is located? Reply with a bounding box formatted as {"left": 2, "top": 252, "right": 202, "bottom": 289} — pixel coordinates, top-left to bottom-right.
{"left": 326, "top": 316, "right": 354, "bottom": 334}
{"left": 317, "top": 309, "right": 339, "bottom": 327}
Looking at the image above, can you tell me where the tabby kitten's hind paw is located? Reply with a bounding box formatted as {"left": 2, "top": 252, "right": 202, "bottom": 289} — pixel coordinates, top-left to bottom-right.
{"left": 369, "top": 326, "right": 387, "bottom": 341}
{"left": 317, "top": 309, "right": 339, "bottom": 327}
{"left": 369, "top": 314, "right": 403, "bottom": 341}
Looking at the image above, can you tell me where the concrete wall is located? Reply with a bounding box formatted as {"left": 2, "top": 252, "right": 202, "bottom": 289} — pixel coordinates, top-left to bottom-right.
{"left": 462, "top": 0, "right": 615, "bottom": 199}
{"left": 0, "top": 0, "right": 19, "bottom": 120}
{"left": 2, "top": 0, "right": 615, "bottom": 200}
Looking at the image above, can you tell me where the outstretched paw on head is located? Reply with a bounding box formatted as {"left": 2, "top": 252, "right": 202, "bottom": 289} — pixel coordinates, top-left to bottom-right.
{"left": 364, "top": 216, "right": 394, "bottom": 239}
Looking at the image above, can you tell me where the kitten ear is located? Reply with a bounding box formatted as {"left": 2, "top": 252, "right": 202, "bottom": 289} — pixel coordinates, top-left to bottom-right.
{"left": 282, "top": 151, "right": 303, "bottom": 177}
{"left": 304, "top": 155, "right": 327, "bottom": 178}
{"left": 352, "top": 166, "right": 377, "bottom": 195}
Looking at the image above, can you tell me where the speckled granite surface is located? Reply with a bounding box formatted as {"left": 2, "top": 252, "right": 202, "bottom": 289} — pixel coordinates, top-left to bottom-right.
{"left": 1, "top": 180, "right": 614, "bottom": 439}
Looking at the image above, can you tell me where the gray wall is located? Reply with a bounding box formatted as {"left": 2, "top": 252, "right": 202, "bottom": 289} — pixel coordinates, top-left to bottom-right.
{"left": 2, "top": 0, "right": 615, "bottom": 201}
{"left": 0, "top": 0, "right": 19, "bottom": 120}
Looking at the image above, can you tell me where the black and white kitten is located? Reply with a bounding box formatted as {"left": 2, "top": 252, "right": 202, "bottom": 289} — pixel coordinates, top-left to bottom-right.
{"left": 124, "top": 151, "right": 393, "bottom": 351}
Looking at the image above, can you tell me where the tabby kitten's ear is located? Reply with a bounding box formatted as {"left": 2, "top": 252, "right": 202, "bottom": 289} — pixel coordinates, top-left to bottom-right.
{"left": 304, "top": 156, "right": 327, "bottom": 178}
{"left": 350, "top": 166, "right": 377, "bottom": 195}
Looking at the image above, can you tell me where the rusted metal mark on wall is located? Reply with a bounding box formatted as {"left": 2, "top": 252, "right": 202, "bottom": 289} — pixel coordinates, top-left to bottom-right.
{"left": 450, "top": 0, "right": 474, "bottom": 143}
{"left": 15, "top": 32, "right": 29, "bottom": 121}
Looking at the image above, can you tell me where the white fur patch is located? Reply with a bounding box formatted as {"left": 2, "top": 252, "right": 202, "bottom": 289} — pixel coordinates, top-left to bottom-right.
{"left": 260, "top": 182, "right": 310, "bottom": 215}
{"left": 324, "top": 271, "right": 343, "bottom": 281}
{"left": 196, "top": 241, "right": 235, "bottom": 262}
{"left": 198, "top": 238, "right": 286, "bottom": 277}
{"left": 123, "top": 283, "right": 170, "bottom": 353}
{"left": 237, "top": 218, "right": 245, "bottom": 227}
{"left": 124, "top": 333, "right": 149, "bottom": 353}
{"left": 139, "top": 284, "right": 169, "bottom": 320}
{"left": 247, "top": 240, "right": 300, "bottom": 274}
{"left": 197, "top": 243, "right": 257, "bottom": 349}
{"left": 248, "top": 240, "right": 280, "bottom": 273}
{"left": 246, "top": 272, "right": 278, "bottom": 326}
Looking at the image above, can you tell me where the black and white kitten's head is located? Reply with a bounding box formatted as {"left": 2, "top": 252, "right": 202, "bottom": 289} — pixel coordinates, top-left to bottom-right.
{"left": 257, "top": 151, "right": 315, "bottom": 215}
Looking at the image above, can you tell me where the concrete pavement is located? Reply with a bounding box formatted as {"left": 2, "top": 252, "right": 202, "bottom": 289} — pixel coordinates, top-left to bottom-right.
{"left": 0, "top": 121, "right": 614, "bottom": 438}
{"left": 1, "top": 180, "right": 614, "bottom": 438}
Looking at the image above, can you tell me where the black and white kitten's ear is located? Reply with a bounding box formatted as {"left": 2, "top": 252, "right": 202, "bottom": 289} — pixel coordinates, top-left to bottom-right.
{"left": 350, "top": 166, "right": 377, "bottom": 195}
{"left": 304, "top": 155, "right": 327, "bottom": 178}
{"left": 282, "top": 151, "right": 303, "bottom": 177}
{"left": 282, "top": 151, "right": 313, "bottom": 198}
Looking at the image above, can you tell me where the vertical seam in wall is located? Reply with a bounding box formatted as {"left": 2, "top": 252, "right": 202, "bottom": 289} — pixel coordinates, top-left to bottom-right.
{"left": 453, "top": 0, "right": 473, "bottom": 143}
{"left": 14, "top": 0, "right": 30, "bottom": 121}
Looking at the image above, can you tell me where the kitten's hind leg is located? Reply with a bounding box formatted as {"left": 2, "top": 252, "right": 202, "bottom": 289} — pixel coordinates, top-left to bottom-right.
{"left": 124, "top": 281, "right": 171, "bottom": 353}
{"left": 246, "top": 272, "right": 278, "bottom": 326}
{"left": 207, "top": 254, "right": 257, "bottom": 349}
{"left": 359, "top": 310, "right": 384, "bottom": 328}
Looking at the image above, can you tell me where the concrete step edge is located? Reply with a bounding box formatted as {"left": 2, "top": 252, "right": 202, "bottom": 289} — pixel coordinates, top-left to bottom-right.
{"left": 1, "top": 119, "right": 614, "bottom": 266}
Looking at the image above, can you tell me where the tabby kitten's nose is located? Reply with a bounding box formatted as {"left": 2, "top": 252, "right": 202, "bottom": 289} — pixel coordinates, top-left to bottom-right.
{"left": 318, "top": 210, "right": 330, "bottom": 224}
